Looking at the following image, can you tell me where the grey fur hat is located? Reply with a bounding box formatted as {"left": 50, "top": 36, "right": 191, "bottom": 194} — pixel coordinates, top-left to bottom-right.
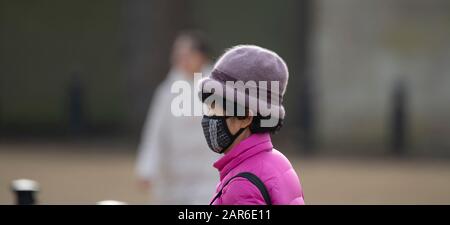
{"left": 199, "top": 45, "right": 289, "bottom": 119}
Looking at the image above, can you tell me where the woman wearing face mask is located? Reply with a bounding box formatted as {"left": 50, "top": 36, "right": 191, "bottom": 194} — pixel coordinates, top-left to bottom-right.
{"left": 199, "top": 45, "right": 305, "bottom": 205}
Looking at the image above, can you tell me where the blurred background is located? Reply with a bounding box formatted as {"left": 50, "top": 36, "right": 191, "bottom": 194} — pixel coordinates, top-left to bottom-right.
{"left": 1, "top": 0, "right": 450, "bottom": 204}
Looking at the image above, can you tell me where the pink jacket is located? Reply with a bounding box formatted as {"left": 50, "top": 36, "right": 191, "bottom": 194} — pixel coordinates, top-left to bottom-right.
{"left": 210, "top": 133, "right": 305, "bottom": 205}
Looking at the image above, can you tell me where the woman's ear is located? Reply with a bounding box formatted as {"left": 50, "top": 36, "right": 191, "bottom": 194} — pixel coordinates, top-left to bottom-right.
{"left": 240, "top": 110, "right": 254, "bottom": 128}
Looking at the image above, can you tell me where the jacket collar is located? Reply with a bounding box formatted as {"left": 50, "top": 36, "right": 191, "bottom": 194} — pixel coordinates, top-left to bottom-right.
{"left": 213, "top": 133, "right": 273, "bottom": 181}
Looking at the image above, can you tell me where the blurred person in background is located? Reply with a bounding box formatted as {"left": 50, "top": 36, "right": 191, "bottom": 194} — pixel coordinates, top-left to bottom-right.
{"left": 135, "top": 31, "right": 217, "bottom": 204}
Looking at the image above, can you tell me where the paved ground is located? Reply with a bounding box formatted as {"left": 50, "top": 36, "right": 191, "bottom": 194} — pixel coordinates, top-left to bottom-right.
{"left": 1, "top": 142, "right": 450, "bottom": 204}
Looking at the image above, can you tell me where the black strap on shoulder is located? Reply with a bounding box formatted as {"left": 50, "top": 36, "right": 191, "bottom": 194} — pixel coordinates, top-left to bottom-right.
{"left": 210, "top": 172, "right": 272, "bottom": 205}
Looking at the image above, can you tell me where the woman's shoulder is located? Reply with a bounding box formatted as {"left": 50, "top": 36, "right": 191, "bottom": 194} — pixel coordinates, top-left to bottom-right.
{"left": 258, "top": 149, "right": 304, "bottom": 204}
{"left": 231, "top": 149, "right": 303, "bottom": 204}
{"left": 255, "top": 148, "right": 296, "bottom": 172}
{"left": 232, "top": 148, "right": 296, "bottom": 185}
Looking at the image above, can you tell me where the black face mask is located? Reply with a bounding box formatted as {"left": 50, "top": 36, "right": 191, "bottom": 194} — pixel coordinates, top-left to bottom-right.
{"left": 201, "top": 115, "right": 246, "bottom": 154}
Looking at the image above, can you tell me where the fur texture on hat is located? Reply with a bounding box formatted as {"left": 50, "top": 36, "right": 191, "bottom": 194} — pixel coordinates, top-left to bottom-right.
{"left": 199, "top": 45, "right": 289, "bottom": 120}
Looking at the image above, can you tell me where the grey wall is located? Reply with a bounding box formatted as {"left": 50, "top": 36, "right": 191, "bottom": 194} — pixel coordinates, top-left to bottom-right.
{"left": 312, "top": 0, "right": 450, "bottom": 154}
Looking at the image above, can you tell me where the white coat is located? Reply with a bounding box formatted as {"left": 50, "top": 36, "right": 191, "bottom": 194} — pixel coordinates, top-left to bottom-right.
{"left": 135, "top": 66, "right": 218, "bottom": 204}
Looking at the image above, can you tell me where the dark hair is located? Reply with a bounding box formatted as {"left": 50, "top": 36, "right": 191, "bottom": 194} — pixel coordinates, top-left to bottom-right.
{"left": 248, "top": 114, "right": 284, "bottom": 134}
{"left": 234, "top": 108, "right": 284, "bottom": 134}
{"left": 201, "top": 92, "right": 284, "bottom": 134}
{"left": 177, "top": 30, "right": 211, "bottom": 57}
